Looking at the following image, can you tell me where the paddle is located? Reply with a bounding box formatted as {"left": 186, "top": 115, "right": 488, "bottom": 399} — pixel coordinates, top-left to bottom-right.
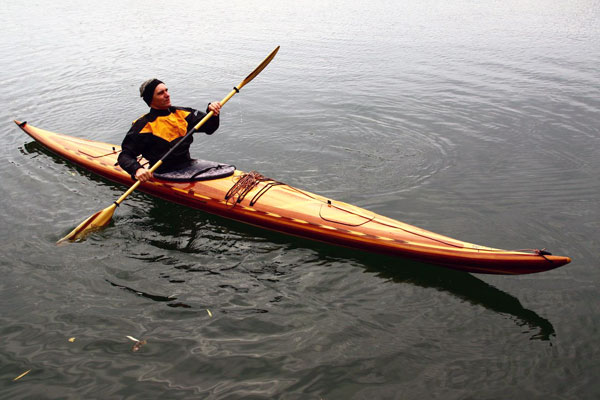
{"left": 57, "top": 46, "right": 280, "bottom": 244}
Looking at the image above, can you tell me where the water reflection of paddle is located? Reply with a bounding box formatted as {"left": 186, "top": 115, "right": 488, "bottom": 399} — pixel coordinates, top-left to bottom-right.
{"left": 106, "top": 280, "right": 191, "bottom": 309}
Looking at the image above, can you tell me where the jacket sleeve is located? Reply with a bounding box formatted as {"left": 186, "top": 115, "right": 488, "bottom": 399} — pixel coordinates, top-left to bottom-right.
{"left": 117, "top": 121, "right": 146, "bottom": 179}
{"left": 192, "top": 106, "right": 220, "bottom": 135}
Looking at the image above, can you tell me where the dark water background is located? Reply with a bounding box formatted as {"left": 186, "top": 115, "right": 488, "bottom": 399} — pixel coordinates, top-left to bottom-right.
{"left": 1, "top": 1, "right": 599, "bottom": 398}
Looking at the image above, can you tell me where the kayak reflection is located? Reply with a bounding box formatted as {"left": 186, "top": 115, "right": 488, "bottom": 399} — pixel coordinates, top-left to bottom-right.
{"left": 140, "top": 199, "right": 557, "bottom": 341}
{"left": 362, "top": 259, "right": 556, "bottom": 341}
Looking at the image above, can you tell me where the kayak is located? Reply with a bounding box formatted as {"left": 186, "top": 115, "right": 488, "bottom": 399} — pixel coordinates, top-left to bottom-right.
{"left": 14, "top": 120, "right": 571, "bottom": 275}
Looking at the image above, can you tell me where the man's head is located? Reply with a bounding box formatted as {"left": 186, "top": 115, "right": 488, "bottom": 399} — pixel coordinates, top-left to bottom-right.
{"left": 139, "top": 78, "right": 171, "bottom": 109}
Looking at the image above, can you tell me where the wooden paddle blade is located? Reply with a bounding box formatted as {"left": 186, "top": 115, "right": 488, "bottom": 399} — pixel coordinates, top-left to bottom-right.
{"left": 57, "top": 204, "right": 117, "bottom": 244}
{"left": 237, "top": 46, "right": 280, "bottom": 90}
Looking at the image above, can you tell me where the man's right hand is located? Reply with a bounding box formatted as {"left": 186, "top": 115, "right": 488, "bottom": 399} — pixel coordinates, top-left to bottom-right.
{"left": 135, "top": 167, "right": 153, "bottom": 182}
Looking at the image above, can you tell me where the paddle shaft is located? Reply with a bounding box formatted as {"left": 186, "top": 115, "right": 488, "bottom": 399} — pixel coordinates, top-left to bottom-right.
{"left": 56, "top": 46, "right": 279, "bottom": 243}
{"left": 113, "top": 46, "right": 279, "bottom": 207}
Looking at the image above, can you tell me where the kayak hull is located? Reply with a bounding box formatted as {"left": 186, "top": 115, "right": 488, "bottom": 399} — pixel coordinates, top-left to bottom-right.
{"left": 15, "top": 120, "right": 571, "bottom": 275}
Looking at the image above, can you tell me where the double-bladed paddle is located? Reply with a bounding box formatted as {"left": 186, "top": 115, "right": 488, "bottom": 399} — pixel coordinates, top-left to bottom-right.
{"left": 57, "top": 46, "right": 280, "bottom": 244}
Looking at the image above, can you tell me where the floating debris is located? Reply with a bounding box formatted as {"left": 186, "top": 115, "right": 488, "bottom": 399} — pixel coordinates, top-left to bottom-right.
{"left": 132, "top": 340, "right": 147, "bottom": 352}
{"left": 68, "top": 337, "right": 76, "bottom": 343}
{"left": 206, "top": 309, "right": 213, "bottom": 318}
{"left": 126, "top": 335, "right": 146, "bottom": 352}
{"left": 13, "top": 369, "right": 31, "bottom": 381}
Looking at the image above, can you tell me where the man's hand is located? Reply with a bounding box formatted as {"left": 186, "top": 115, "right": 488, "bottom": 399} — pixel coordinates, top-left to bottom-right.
{"left": 208, "top": 102, "right": 222, "bottom": 116}
{"left": 135, "top": 167, "right": 153, "bottom": 182}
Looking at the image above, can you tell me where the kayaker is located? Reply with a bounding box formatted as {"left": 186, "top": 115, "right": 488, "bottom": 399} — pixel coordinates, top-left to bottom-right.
{"left": 117, "top": 78, "right": 222, "bottom": 182}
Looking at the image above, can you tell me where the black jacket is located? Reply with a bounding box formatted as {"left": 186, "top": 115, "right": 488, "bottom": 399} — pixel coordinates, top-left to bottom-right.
{"left": 117, "top": 106, "right": 219, "bottom": 178}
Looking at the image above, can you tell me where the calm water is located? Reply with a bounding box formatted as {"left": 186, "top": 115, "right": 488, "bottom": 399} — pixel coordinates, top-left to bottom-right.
{"left": 1, "top": 1, "right": 599, "bottom": 399}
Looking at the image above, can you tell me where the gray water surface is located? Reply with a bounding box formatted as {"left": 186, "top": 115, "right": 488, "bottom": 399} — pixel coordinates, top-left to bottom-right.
{"left": 1, "top": 1, "right": 599, "bottom": 399}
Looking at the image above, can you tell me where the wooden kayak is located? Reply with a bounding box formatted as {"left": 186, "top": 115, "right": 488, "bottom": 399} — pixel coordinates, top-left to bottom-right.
{"left": 15, "top": 120, "right": 571, "bottom": 275}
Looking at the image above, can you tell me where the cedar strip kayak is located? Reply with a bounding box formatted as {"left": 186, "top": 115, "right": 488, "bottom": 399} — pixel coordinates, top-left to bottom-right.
{"left": 15, "top": 120, "right": 571, "bottom": 275}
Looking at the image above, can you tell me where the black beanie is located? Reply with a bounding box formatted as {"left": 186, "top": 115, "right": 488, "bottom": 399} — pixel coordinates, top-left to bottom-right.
{"left": 139, "top": 78, "right": 164, "bottom": 106}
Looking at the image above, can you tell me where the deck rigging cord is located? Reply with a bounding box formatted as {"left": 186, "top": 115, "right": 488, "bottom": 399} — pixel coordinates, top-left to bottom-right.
{"left": 225, "top": 171, "right": 284, "bottom": 206}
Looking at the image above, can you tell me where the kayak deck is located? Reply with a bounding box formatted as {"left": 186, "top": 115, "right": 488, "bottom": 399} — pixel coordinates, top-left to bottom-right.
{"left": 15, "top": 120, "right": 571, "bottom": 275}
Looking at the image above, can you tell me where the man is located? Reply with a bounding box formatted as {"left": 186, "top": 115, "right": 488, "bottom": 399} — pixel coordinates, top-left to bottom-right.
{"left": 118, "top": 78, "right": 222, "bottom": 182}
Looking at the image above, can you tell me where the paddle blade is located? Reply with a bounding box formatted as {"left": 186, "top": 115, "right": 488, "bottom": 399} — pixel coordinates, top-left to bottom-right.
{"left": 57, "top": 204, "right": 117, "bottom": 244}
{"left": 238, "top": 46, "right": 280, "bottom": 90}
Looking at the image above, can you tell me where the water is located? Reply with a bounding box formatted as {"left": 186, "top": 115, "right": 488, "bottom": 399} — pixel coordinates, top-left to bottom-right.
{"left": 1, "top": 1, "right": 599, "bottom": 398}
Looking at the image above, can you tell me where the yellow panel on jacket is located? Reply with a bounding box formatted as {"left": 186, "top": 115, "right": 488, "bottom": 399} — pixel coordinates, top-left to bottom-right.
{"left": 140, "top": 109, "right": 191, "bottom": 142}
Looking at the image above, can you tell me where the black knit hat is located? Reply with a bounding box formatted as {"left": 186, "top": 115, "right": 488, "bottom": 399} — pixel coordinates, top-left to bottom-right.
{"left": 139, "top": 78, "right": 163, "bottom": 106}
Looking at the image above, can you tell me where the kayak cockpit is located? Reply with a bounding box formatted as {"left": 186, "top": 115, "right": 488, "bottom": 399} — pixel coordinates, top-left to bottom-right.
{"left": 153, "top": 159, "right": 235, "bottom": 182}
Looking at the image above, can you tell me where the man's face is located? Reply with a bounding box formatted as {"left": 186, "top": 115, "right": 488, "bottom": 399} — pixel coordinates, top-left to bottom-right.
{"left": 151, "top": 83, "right": 171, "bottom": 109}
